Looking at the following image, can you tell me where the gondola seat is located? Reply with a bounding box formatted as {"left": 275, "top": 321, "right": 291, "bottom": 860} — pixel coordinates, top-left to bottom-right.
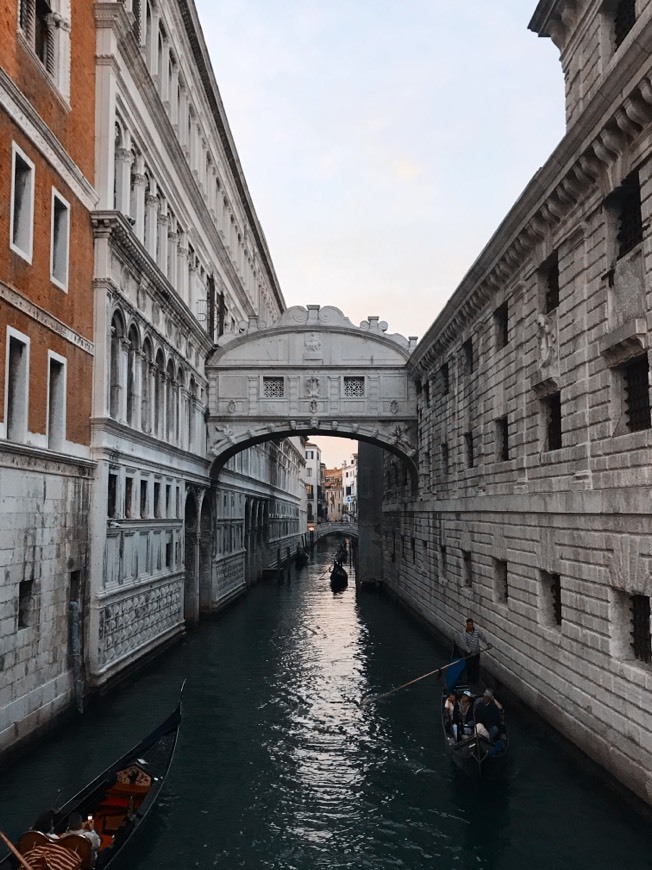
{"left": 57, "top": 835, "right": 94, "bottom": 869}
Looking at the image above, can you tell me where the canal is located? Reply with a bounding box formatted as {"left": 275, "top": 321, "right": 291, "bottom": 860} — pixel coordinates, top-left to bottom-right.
{"left": 0, "top": 545, "right": 650, "bottom": 869}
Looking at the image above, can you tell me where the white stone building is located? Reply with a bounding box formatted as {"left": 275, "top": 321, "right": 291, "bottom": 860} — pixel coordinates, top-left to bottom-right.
{"left": 342, "top": 454, "right": 358, "bottom": 521}
{"left": 89, "top": 0, "right": 304, "bottom": 690}
{"left": 304, "top": 442, "right": 322, "bottom": 527}
{"left": 382, "top": 0, "right": 652, "bottom": 806}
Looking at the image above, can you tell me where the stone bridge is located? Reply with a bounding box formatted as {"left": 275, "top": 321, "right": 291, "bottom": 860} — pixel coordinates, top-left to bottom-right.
{"left": 206, "top": 305, "right": 419, "bottom": 485}
{"left": 310, "top": 521, "right": 359, "bottom": 542}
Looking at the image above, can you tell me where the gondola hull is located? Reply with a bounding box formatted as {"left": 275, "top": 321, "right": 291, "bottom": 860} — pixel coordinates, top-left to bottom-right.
{"left": 1, "top": 703, "right": 181, "bottom": 869}
{"left": 330, "top": 564, "right": 348, "bottom": 590}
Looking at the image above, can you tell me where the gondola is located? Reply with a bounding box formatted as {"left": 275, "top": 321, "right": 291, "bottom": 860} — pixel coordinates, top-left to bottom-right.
{"left": 330, "top": 561, "right": 348, "bottom": 590}
{"left": 0, "top": 699, "right": 182, "bottom": 869}
{"left": 440, "top": 657, "right": 508, "bottom": 774}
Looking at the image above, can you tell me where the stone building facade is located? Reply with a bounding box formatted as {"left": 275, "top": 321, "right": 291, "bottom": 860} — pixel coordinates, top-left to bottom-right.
{"left": 88, "top": 0, "right": 305, "bottom": 690}
{"left": 0, "top": 0, "right": 97, "bottom": 751}
{"left": 383, "top": 0, "right": 652, "bottom": 806}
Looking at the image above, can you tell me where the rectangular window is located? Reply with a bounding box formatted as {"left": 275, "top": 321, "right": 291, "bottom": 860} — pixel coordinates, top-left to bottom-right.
{"left": 411, "top": 537, "right": 416, "bottom": 563}
{"left": 154, "top": 481, "right": 161, "bottom": 518}
{"left": 19, "top": 0, "right": 55, "bottom": 71}
{"left": 140, "top": 479, "right": 148, "bottom": 517}
{"left": 544, "top": 392, "right": 562, "bottom": 451}
{"left": 440, "top": 544, "right": 447, "bottom": 576}
{"left": 541, "top": 570, "right": 562, "bottom": 626}
{"left": 614, "top": 0, "right": 636, "bottom": 49}
{"left": 631, "top": 595, "right": 651, "bottom": 663}
{"left": 462, "top": 550, "right": 472, "bottom": 587}
{"left": 165, "top": 537, "right": 173, "bottom": 569}
{"left": 441, "top": 442, "right": 449, "bottom": 476}
{"left": 423, "top": 379, "right": 430, "bottom": 406}
{"left": 47, "top": 354, "right": 66, "bottom": 451}
{"left": 165, "top": 484, "right": 171, "bottom": 517}
{"left": 307, "top": 467, "right": 312, "bottom": 477}
{"left": 463, "top": 339, "right": 473, "bottom": 375}
{"left": 616, "top": 171, "right": 642, "bottom": 258}
{"left": 622, "top": 355, "right": 651, "bottom": 432}
{"left": 10, "top": 144, "right": 35, "bottom": 263}
{"left": 6, "top": 332, "right": 29, "bottom": 442}
{"left": 18, "top": 578, "right": 35, "bottom": 629}
{"left": 543, "top": 252, "right": 560, "bottom": 313}
{"left": 344, "top": 376, "right": 365, "bottom": 397}
{"left": 464, "top": 431, "right": 474, "bottom": 468}
{"left": 494, "top": 303, "right": 508, "bottom": 350}
{"left": 441, "top": 362, "right": 449, "bottom": 395}
{"left": 50, "top": 190, "right": 70, "bottom": 290}
{"left": 306, "top": 484, "right": 314, "bottom": 499}
{"left": 124, "top": 476, "right": 134, "bottom": 518}
{"left": 263, "top": 376, "right": 284, "bottom": 398}
{"left": 496, "top": 416, "right": 509, "bottom": 461}
{"left": 107, "top": 471, "right": 118, "bottom": 518}
{"left": 494, "top": 559, "right": 508, "bottom": 602}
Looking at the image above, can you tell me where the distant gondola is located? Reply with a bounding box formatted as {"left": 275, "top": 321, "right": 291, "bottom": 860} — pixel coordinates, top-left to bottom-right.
{"left": 440, "top": 657, "right": 508, "bottom": 773}
{"left": 330, "top": 561, "right": 348, "bottom": 590}
{"left": 0, "top": 699, "right": 182, "bottom": 869}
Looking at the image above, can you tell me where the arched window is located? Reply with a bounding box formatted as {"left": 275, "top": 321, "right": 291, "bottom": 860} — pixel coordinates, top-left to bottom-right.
{"left": 126, "top": 325, "right": 139, "bottom": 426}
{"left": 154, "top": 349, "right": 165, "bottom": 437}
{"left": 109, "top": 312, "right": 125, "bottom": 419}
{"left": 141, "top": 339, "right": 153, "bottom": 432}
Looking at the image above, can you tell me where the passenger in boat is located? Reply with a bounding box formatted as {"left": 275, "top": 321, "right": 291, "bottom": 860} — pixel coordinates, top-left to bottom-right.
{"left": 64, "top": 812, "right": 101, "bottom": 854}
{"left": 458, "top": 617, "right": 488, "bottom": 684}
{"left": 444, "top": 691, "right": 459, "bottom": 740}
{"left": 457, "top": 690, "right": 475, "bottom": 740}
{"left": 473, "top": 688, "right": 504, "bottom": 742}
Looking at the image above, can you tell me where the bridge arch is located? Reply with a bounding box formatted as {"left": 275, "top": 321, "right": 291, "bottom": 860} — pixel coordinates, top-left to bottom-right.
{"left": 206, "top": 305, "right": 419, "bottom": 488}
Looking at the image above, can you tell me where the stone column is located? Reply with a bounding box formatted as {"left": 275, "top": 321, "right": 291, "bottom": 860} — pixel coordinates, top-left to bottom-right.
{"left": 169, "top": 58, "right": 179, "bottom": 126}
{"left": 147, "top": 5, "right": 160, "bottom": 76}
{"left": 168, "top": 223, "right": 178, "bottom": 285}
{"left": 157, "top": 200, "right": 169, "bottom": 274}
{"left": 159, "top": 35, "right": 170, "bottom": 106}
{"left": 118, "top": 337, "right": 130, "bottom": 423}
{"left": 178, "top": 80, "right": 188, "bottom": 148}
{"left": 133, "top": 348, "right": 144, "bottom": 430}
{"left": 145, "top": 190, "right": 158, "bottom": 259}
{"left": 131, "top": 163, "right": 147, "bottom": 243}
{"left": 177, "top": 231, "right": 189, "bottom": 304}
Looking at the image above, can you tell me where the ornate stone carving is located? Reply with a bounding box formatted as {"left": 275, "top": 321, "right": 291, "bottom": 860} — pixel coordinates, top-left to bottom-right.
{"left": 537, "top": 313, "right": 557, "bottom": 366}
{"left": 305, "top": 376, "right": 320, "bottom": 397}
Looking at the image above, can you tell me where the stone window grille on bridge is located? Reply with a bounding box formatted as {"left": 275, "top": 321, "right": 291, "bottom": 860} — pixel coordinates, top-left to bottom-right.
{"left": 344, "top": 377, "right": 365, "bottom": 397}
{"left": 630, "top": 594, "right": 651, "bottom": 664}
{"left": 263, "top": 377, "right": 285, "bottom": 398}
{"left": 613, "top": 0, "right": 637, "bottom": 50}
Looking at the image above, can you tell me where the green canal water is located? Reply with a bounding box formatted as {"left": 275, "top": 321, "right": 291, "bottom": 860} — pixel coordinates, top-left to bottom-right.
{"left": 0, "top": 546, "right": 650, "bottom": 869}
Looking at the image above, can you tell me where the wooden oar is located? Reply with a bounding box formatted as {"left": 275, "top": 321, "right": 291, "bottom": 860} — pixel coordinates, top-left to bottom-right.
{"left": 360, "top": 646, "right": 492, "bottom": 706}
{"left": 0, "top": 830, "right": 35, "bottom": 870}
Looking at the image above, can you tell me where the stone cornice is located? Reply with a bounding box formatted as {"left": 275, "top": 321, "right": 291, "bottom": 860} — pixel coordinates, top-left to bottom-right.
{"left": 91, "top": 416, "right": 211, "bottom": 473}
{"left": 176, "top": 0, "right": 286, "bottom": 314}
{"left": 92, "top": 210, "right": 213, "bottom": 355}
{"left": 0, "top": 440, "right": 95, "bottom": 474}
{"left": 410, "top": 12, "right": 652, "bottom": 375}
{"left": 0, "top": 68, "right": 97, "bottom": 209}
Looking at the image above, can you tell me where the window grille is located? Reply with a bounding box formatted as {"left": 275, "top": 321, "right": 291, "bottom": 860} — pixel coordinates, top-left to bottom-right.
{"left": 494, "top": 303, "right": 508, "bottom": 349}
{"left": 495, "top": 559, "right": 508, "bottom": 602}
{"left": 441, "top": 442, "right": 449, "bottom": 476}
{"left": 344, "top": 376, "right": 364, "bottom": 397}
{"left": 497, "top": 416, "right": 509, "bottom": 461}
{"left": 550, "top": 573, "right": 562, "bottom": 625}
{"left": 263, "top": 377, "right": 284, "bottom": 398}
{"left": 18, "top": 579, "right": 34, "bottom": 629}
{"left": 630, "top": 594, "right": 651, "bottom": 663}
{"left": 544, "top": 253, "right": 560, "bottom": 312}
{"left": 614, "top": 0, "right": 636, "bottom": 49}
{"left": 616, "top": 172, "right": 642, "bottom": 258}
{"left": 623, "top": 355, "right": 651, "bottom": 432}
{"left": 545, "top": 392, "right": 562, "bottom": 451}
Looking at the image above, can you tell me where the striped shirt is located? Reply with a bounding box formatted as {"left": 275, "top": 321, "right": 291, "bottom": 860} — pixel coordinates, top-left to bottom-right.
{"left": 458, "top": 626, "right": 486, "bottom": 655}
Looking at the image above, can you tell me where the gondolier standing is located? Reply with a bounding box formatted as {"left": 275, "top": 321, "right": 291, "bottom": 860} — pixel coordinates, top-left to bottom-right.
{"left": 458, "top": 617, "right": 488, "bottom": 684}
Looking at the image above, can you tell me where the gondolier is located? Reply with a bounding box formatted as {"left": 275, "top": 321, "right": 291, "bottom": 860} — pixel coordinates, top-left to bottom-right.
{"left": 457, "top": 617, "right": 488, "bottom": 684}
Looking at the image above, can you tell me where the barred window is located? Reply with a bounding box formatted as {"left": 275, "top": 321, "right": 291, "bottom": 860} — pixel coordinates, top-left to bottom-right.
{"left": 441, "top": 361, "right": 449, "bottom": 394}
{"left": 263, "top": 377, "right": 284, "bottom": 398}
{"left": 463, "top": 339, "right": 474, "bottom": 375}
{"left": 344, "top": 377, "right": 364, "bottom": 397}
{"left": 614, "top": 0, "right": 636, "bottom": 49}
{"left": 494, "top": 302, "right": 508, "bottom": 350}
{"left": 623, "top": 355, "right": 651, "bottom": 432}
{"left": 541, "top": 570, "right": 562, "bottom": 626}
{"left": 496, "top": 416, "right": 509, "bottom": 461}
{"left": 631, "top": 594, "right": 651, "bottom": 664}
{"left": 543, "top": 252, "right": 560, "bottom": 313}
{"left": 464, "top": 431, "right": 474, "bottom": 468}
{"left": 441, "top": 442, "right": 449, "bottom": 476}
{"left": 616, "top": 172, "right": 642, "bottom": 258}
{"left": 544, "top": 392, "right": 562, "bottom": 451}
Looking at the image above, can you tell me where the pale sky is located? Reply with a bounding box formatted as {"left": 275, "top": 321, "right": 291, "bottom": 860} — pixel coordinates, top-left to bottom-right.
{"left": 194, "top": 1, "right": 566, "bottom": 467}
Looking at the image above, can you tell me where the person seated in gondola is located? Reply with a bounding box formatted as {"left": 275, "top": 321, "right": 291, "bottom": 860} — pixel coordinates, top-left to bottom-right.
{"left": 64, "top": 812, "right": 101, "bottom": 855}
{"left": 473, "top": 688, "right": 504, "bottom": 742}
{"left": 443, "top": 691, "right": 459, "bottom": 740}
{"left": 457, "top": 690, "right": 475, "bottom": 740}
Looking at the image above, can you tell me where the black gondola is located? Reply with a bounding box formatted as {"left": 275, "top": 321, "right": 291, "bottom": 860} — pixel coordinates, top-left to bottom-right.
{"left": 1, "top": 700, "right": 182, "bottom": 869}
{"left": 440, "top": 659, "right": 508, "bottom": 774}
{"left": 330, "top": 561, "right": 348, "bottom": 590}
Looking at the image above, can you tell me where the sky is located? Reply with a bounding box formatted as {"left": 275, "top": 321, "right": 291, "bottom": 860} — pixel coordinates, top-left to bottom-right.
{"left": 194, "top": 0, "right": 566, "bottom": 467}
